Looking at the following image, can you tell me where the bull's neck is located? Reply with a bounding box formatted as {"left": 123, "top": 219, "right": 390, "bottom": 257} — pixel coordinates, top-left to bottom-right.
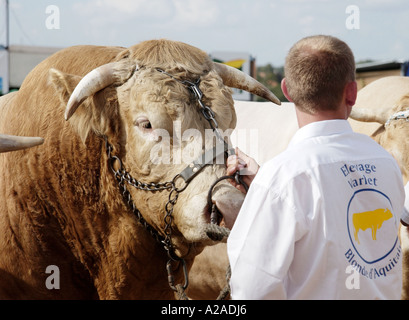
{"left": 96, "top": 139, "right": 189, "bottom": 299}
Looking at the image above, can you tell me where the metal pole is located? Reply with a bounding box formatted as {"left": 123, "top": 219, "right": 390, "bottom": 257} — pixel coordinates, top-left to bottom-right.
{"left": 5, "top": 0, "right": 9, "bottom": 93}
{"left": 6, "top": 0, "right": 9, "bottom": 49}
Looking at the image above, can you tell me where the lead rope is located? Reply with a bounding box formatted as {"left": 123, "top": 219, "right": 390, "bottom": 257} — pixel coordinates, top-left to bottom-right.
{"left": 204, "top": 223, "right": 232, "bottom": 300}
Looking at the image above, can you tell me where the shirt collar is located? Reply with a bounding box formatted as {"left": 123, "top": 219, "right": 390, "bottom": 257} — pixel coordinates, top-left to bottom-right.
{"left": 288, "top": 119, "right": 353, "bottom": 148}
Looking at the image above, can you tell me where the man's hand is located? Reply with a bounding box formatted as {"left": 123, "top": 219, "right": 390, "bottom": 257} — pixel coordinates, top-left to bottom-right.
{"left": 226, "top": 148, "right": 260, "bottom": 193}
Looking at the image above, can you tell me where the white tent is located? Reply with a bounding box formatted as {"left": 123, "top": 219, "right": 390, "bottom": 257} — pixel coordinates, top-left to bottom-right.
{"left": 0, "top": 0, "right": 9, "bottom": 94}
{"left": 0, "top": 48, "right": 8, "bottom": 94}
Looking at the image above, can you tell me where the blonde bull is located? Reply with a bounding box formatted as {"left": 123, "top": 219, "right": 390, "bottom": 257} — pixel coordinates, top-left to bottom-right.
{"left": 352, "top": 208, "right": 393, "bottom": 244}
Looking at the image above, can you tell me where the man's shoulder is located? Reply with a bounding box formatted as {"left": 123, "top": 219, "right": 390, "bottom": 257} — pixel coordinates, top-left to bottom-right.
{"left": 350, "top": 131, "right": 398, "bottom": 160}
{"left": 256, "top": 129, "right": 398, "bottom": 186}
{"left": 254, "top": 148, "right": 306, "bottom": 188}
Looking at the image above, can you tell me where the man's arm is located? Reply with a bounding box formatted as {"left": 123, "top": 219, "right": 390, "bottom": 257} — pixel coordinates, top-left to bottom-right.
{"left": 227, "top": 179, "right": 307, "bottom": 299}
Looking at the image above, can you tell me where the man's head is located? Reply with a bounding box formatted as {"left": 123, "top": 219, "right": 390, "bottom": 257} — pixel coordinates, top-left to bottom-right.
{"left": 282, "top": 35, "right": 356, "bottom": 115}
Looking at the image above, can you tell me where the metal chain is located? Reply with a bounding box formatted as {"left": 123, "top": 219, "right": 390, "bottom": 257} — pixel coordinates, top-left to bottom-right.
{"left": 106, "top": 140, "right": 174, "bottom": 192}
{"left": 104, "top": 137, "right": 189, "bottom": 298}
{"left": 156, "top": 68, "right": 225, "bottom": 144}
{"left": 105, "top": 138, "right": 168, "bottom": 244}
{"left": 385, "top": 109, "right": 409, "bottom": 126}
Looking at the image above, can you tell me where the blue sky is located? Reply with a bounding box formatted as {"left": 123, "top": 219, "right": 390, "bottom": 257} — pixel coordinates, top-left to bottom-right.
{"left": 1, "top": 0, "right": 408, "bottom": 66}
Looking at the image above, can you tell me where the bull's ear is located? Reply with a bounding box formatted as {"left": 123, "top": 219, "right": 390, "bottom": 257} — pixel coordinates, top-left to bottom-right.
{"left": 49, "top": 68, "right": 114, "bottom": 143}
{"left": 49, "top": 68, "right": 82, "bottom": 105}
{"left": 49, "top": 69, "right": 91, "bottom": 141}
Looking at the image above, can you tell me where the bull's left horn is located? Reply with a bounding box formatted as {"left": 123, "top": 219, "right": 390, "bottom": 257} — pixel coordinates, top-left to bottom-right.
{"left": 65, "top": 60, "right": 137, "bottom": 121}
{"left": 214, "top": 62, "right": 281, "bottom": 105}
{"left": 0, "top": 134, "right": 44, "bottom": 153}
{"left": 349, "top": 107, "right": 389, "bottom": 124}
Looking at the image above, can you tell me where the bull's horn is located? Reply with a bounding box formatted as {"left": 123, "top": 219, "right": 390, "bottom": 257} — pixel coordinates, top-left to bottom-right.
{"left": 214, "top": 62, "right": 281, "bottom": 105}
{"left": 65, "top": 61, "right": 137, "bottom": 121}
{"left": 349, "top": 107, "right": 389, "bottom": 124}
{"left": 0, "top": 134, "right": 44, "bottom": 153}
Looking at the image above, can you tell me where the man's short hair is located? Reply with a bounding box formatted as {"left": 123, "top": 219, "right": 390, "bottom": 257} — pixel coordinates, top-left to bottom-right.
{"left": 284, "top": 35, "right": 356, "bottom": 114}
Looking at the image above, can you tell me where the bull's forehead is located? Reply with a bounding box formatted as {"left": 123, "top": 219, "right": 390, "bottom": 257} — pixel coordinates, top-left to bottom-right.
{"left": 127, "top": 39, "right": 213, "bottom": 73}
{"left": 122, "top": 68, "right": 235, "bottom": 132}
{"left": 128, "top": 76, "right": 198, "bottom": 128}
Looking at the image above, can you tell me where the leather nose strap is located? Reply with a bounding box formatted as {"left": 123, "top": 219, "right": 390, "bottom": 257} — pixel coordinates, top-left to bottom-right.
{"left": 179, "top": 140, "right": 234, "bottom": 183}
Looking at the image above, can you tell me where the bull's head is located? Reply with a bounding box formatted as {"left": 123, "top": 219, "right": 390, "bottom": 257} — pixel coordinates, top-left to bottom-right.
{"left": 350, "top": 76, "right": 409, "bottom": 184}
{"left": 0, "top": 134, "right": 44, "bottom": 153}
{"left": 49, "top": 40, "right": 280, "bottom": 258}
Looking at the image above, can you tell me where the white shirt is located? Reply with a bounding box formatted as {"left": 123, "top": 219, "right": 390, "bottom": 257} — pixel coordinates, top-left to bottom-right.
{"left": 227, "top": 120, "right": 404, "bottom": 300}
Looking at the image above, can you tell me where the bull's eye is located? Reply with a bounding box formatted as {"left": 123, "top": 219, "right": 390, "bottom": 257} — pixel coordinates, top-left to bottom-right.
{"left": 134, "top": 117, "right": 153, "bottom": 131}
{"left": 141, "top": 121, "right": 152, "bottom": 129}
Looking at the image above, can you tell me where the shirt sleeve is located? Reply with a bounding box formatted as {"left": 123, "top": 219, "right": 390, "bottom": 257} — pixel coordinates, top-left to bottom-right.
{"left": 227, "top": 177, "right": 308, "bottom": 300}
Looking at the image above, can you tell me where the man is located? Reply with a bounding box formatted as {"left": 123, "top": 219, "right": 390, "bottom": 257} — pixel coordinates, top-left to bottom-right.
{"left": 226, "top": 35, "right": 405, "bottom": 299}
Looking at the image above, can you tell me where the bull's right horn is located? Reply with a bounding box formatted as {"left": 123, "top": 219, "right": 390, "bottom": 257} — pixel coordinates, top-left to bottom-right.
{"left": 214, "top": 62, "right": 281, "bottom": 105}
{"left": 65, "top": 60, "right": 137, "bottom": 121}
{"left": 349, "top": 107, "right": 389, "bottom": 124}
{"left": 0, "top": 134, "right": 44, "bottom": 153}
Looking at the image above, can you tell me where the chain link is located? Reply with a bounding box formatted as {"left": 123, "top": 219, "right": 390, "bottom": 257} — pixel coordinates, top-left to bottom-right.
{"left": 106, "top": 141, "right": 174, "bottom": 192}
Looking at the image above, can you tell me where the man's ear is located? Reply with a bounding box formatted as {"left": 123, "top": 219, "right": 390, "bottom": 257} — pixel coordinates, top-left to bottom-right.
{"left": 345, "top": 81, "right": 357, "bottom": 107}
{"left": 281, "top": 78, "right": 293, "bottom": 102}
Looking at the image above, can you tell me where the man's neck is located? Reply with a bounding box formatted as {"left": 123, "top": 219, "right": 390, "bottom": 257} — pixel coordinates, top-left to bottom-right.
{"left": 295, "top": 105, "right": 349, "bottom": 128}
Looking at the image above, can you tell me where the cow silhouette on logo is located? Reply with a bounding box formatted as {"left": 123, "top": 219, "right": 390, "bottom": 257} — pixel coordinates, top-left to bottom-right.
{"left": 352, "top": 208, "right": 393, "bottom": 244}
